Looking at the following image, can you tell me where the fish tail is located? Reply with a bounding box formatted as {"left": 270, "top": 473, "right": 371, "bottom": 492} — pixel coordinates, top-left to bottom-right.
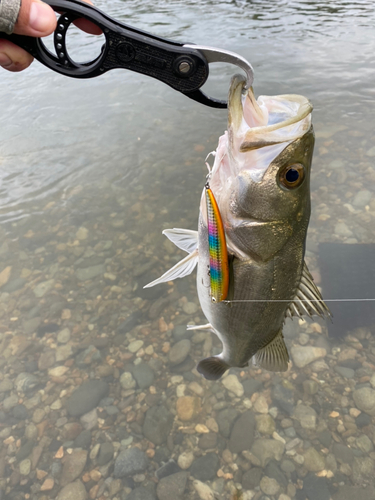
{"left": 196, "top": 356, "right": 229, "bottom": 380}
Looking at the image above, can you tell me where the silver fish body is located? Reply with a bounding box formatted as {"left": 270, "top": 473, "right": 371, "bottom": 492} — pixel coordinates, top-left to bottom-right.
{"left": 145, "top": 74, "right": 330, "bottom": 380}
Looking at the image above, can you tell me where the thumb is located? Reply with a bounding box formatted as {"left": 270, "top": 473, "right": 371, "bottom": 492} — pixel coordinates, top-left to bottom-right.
{"left": 14, "top": 0, "right": 57, "bottom": 36}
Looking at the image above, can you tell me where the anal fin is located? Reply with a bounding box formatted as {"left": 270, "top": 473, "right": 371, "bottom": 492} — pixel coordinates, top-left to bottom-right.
{"left": 197, "top": 356, "right": 229, "bottom": 380}
{"left": 253, "top": 330, "right": 289, "bottom": 372}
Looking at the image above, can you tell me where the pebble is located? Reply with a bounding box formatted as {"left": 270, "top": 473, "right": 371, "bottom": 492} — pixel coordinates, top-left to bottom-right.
{"left": 352, "top": 190, "right": 372, "bottom": 208}
{"left": 182, "top": 302, "right": 198, "bottom": 314}
{"left": 334, "top": 365, "right": 355, "bottom": 379}
{"left": 189, "top": 453, "right": 219, "bottom": 481}
{"left": 97, "top": 442, "right": 114, "bottom": 465}
{"left": 251, "top": 439, "right": 285, "bottom": 467}
{"left": 303, "top": 447, "right": 326, "bottom": 472}
{"left": 293, "top": 404, "right": 317, "bottom": 430}
{"left": 334, "top": 222, "right": 353, "bottom": 237}
{"left": 80, "top": 408, "right": 98, "bottom": 430}
{"left": 56, "top": 344, "right": 73, "bottom": 362}
{"left": 60, "top": 449, "right": 88, "bottom": 486}
{"left": 66, "top": 380, "right": 109, "bottom": 417}
{"left": 176, "top": 396, "right": 201, "bottom": 421}
{"left": 19, "top": 459, "right": 31, "bottom": 475}
{"left": 260, "top": 476, "right": 280, "bottom": 496}
{"left": 222, "top": 374, "right": 244, "bottom": 397}
{"left": 353, "top": 387, "right": 375, "bottom": 415}
{"left": 156, "top": 471, "right": 188, "bottom": 500}
{"left": 114, "top": 448, "right": 149, "bottom": 477}
{"left": 168, "top": 339, "right": 191, "bottom": 366}
{"left": 229, "top": 410, "right": 255, "bottom": 453}
{"left": 128, "top": 340, "right": 144, "bottom": 353}
{"left": 256, "top": 414, "right": 276, "bottom": 435}
{"left": 56, "top": 480, "right": 87, "bottom": 500}
{"left": 194, "top": 480, "right": 215, "bottom": 500}
{"left": 0, "top": 379, "right": 13, "bottom": 393}
{"left": 217, "top": 408, "right": 239, "bottom": 438}
{"left": 57, "top": 328, "right": 71, "bottom": 344}
{"left": 253, "top": 395, "right": 269, "bottom": 413}
{"left": 356, "top": 434, "right": 373, "bottom": 453}
{"left": 132, "top": 363, "right": 155, "bottom": 389}
{"left": 76, "top": 264, "right": 105, "bottom": 281}
{"left": 0, "top": 265, "right": 11, "bottom": 287}
{"left": 178, "top": 451, "right": 194, "bottom": 470}
{"left": 33, "top": 279, "right": 55, "bottom": 298}
{"left": 76, "top": 227, "right": 89, "bottom": 240}
{"left": 120, "top": 371, "right": 136, "bottom": 389}
{"left": 290, "top": 346, "right": 326, "bottom": 368}
{"left": 142, "top": 405, "right": 174, "bottom": 445}
{"left": 126, "top": 486, "right": 156, "bottom": 500}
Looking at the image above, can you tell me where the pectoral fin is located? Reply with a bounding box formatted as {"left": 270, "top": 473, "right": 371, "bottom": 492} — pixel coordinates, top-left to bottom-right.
{"left": 197, "top": 356, "right": 229, "bottom": 380}
{"left": 163, "top": 228, "right": 198, "bottom": 253}
{"left": 186, "top": 323, "right": 214, "bottom": 333}
{"left": 285, "top": 262, "right": 332, "bottom": 319}
{"left": 253, "top": 330, "right": 289, "bottom": 372}
{"left": 144, "top": 249, "right": 198, "bottom": 288}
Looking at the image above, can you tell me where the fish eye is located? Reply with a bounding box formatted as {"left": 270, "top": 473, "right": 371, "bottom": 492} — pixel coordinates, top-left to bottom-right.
{"left": 279, "top": 163, "right": 305, "bottom": 189}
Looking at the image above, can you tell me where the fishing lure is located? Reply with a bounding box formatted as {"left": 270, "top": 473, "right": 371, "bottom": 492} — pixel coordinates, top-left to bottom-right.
{"left": 205, "top": 182, "right": 229, "bottom": 302}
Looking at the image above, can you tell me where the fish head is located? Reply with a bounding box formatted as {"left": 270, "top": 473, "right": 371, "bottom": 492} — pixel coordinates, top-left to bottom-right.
{"left": 206, "top": 74, "right": 315, "bottom": 260}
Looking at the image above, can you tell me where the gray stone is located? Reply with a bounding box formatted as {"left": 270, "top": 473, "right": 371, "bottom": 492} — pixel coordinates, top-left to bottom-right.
{"left": 168, "top": 339, "right": 191, "bottom": 366}
{"left": 66, "top": 380, "right": 109, "bottom": 417}
{"left": 243, "top": 379, "right": 262, "bottom": 397}
{"left": 13, "top": 404, "right": 28, "bottom": 420}
{"left": 56, "top": 344, "right": 73, "bottom": 362}
{"left": 352, "top": 190, "right": 372, "bottom": 208}
{"left": 22, "top": 317, "right": 41, "bottom": 335}
{"left": 251, "top": 439, "right": 285, "bottom": 467}
{"left": 156, "top": 471, "right": 188, "bottom": 500}
{"left": 120, "top": 371, "right": 136, "bottom": 390}
{"left": 60, "top": 449, "right": 88, "bottom": 486}
{"left": 334, "top": 222, "right": 353, "bottom": 237}
{"left": 15, "top": 372, "right": 39, "bottom": 393}
{"left": 76, "top": 264, "right": 105, "bottom": 281}
{"left": 352, "top": 456, "right": 375, "bottom": 483}
{"left": 302, "top": 473, "right": 331, "bottom": 500}
{"left": 272, "top": 383, "right": 294, "bottom": 415}
{"left": 334, "top": 365, "right": 355, "bottom": 379}
{"left": 127, "top": 487, "right": 156, "bottom": 500}
{"left": 356, "top": 434, "right": 373, "bottom": 453}
{"left": 280, "top": 459, "right": 295, "bottom": 473}
{"left": 38, "top": 350, "right": 56, "bottom": 370}
{"left": 333, "top": 443, "right": 354, "bottom": 464}
{"left": 73, "top": 430, "right": 92, "bottom": 449}
{"left": 242, "top": 468, "right": 262, "bottom": 490}
{"left": 303, "top": 447, "right": 325, "bottom": 472}
{"left": 114, "top": 448, "right": 149, "bottom": 478}
{"left": 57, "top": 328, "right": 71, "bottom": 344}
{"left": 318, "top": 429, "right": 332, "bottom": 448}
{"left": 260, "top": 476, "right": 280, "bottom": 496}
{"left": 143, "top": 405, "right": 174, "bottom": 445}
{"left": 97, "top": 442, "right": 114, "bottom": 465}
{"left": 217, "top": 408, "right": 239, "bottom": 438}
{"left": 33, "top": 279, "right": 55, "bottom": 298}
{"left": 19, "top": 459, "right": 31, "bottom": 475}
{"left": 265, "top": 460, "right": 288, "bottom": 487}
{"left": 56, "top": 480, "right": 87, "bottom": 500}
{"left": 76, "top": 345, "right": 101, "bottom": 366}
{"left": 229, "top": 410, "right": 256, "bottom": 453}
{"left": 133, "top": 363, "right": 155, "bottom": 389}
{"left": 189, "top": 453, "right": 219, "bottom": 481}
{"left": 293, "top": 404, "right": 317, "bottom": 430}
{"left": 353, "top": 387, "right": 375, "bottom": 415}
{"left": 291, "top": 346, "right": 326, "bottom": 368}
{"left": 0, "top": 379, "right": 13, "bottom": 393}
{"left": 333, "top": 486, "right": 375, "bottom": 500}
{"left": 16, "top": 441, "right": 34, "bottom": 462}
{"left": 3, "top": 394, "right": 19, "bottom": 411}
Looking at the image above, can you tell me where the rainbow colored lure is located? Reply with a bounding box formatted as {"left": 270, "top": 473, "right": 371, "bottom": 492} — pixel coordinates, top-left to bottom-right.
{"left": 205, "top": 182, "right": 229, "bottom": 302}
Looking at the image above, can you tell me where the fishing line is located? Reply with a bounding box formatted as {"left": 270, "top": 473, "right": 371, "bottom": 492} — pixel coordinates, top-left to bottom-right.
{"left": 223, "top": 298, "right": 375, "bottom": 303}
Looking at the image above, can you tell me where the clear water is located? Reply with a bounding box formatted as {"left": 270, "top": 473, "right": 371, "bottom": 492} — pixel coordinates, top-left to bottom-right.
{"left": 0, "top": 1, "right": 375, "bottom": 499}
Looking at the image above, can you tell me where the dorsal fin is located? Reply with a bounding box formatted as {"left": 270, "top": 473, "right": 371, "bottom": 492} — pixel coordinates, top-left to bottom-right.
{"left": 162, "top": 228, "right": 198, "bottom": 254}
{"left": 253, "top": 330, "right": 289, "bottom": 372}
{"left": 285, "top": 262, "right": 332, "bottom": 320}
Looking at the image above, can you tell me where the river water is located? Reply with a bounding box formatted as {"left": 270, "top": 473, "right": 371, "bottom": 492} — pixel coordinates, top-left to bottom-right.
{"left": 0, "top": 1, "right": 375, "bottom": 499}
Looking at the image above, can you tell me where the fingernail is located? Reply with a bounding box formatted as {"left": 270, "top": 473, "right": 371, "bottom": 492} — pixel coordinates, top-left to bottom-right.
{"left": 0, "top": 54, "right": 12, "bottom": 67}
{"left": 29, "top": 1, "right": 54, "bottom": 33}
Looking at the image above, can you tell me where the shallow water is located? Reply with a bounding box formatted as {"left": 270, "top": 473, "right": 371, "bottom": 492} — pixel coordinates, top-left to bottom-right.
{"left": 1, "top": 1, "right": 375, "bottom": 499}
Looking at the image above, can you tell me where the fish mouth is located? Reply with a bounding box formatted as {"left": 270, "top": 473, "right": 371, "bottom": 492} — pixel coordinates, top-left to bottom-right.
{"left": 228, "top": 74, "right": 313, "bottom": 153}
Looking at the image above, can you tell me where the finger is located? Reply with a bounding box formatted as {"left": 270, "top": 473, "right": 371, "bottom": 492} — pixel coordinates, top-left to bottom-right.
{"left": 14, "top": 0, "right": 57, "bottom": 36}
{"left": 0, "top": 39, "right": 33, "bottom": 71}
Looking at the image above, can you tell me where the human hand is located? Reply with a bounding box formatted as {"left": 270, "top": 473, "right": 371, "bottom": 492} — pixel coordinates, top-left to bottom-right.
{"left": 0, "top": 0, "right": 101, "bottom": 72}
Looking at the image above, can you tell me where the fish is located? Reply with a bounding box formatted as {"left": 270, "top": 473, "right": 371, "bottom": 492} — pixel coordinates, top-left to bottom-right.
{"left": 145, "top": 74, "right": 331, "bottom": 380}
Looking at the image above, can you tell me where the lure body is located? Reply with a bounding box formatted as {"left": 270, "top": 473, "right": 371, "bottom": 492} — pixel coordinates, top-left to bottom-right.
{"left": 205, "top": 182, "right": 229, "bottom": 302}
